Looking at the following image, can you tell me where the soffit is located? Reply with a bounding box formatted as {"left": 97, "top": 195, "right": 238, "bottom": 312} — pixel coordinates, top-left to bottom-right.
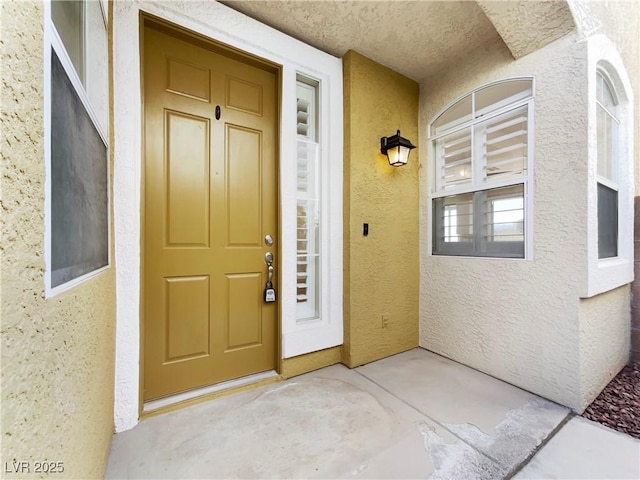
{"left": 220, "top": 0, "right": 503, "bottom": 82}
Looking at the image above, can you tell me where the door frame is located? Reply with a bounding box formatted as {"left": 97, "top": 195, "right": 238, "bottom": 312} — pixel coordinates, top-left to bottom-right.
{"left": 112, "top": 1, "right": 343, "bottom": 433}
{"left": 139, "top": 14, "right": 283, "bottom": 407}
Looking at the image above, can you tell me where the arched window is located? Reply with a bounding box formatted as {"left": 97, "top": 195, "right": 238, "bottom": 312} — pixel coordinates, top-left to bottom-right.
{"left": 428, "top": 78, "right": 534, "bottom": 258}
{"left": 596, "top": 70, "right": 620, "bottom": 259}
{"left": 586, "top": 49, "right": 633, "bottom": 297}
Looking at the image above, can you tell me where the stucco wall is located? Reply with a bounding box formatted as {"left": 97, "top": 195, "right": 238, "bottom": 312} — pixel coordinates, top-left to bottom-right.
{"left": 420, "top": 0, "right": 638, "bottom": 411}
{"left": 0, "top": 1, "right": 116, "bottom": 478}
{"left": 570, "top": 0, "right": 640, "bottom": 189}
{"left": 343, "top": 51, "right": 419, "bottom": 368}
{"left": 570, "top": 0, "right": 640, "bottom": 367}
{"left": 280, "top": 346, "right": 341, "bottom": 379}
{"left": 419, "top": 34, "right": 590, "bottom": 410}
{"left": 578, "top": 285, "right": 630, "bottom": 409}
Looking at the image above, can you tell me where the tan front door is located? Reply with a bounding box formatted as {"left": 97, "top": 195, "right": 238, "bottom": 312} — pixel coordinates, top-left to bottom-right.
{"left": 143, "top": 24, "right": 278, "bottom": 401}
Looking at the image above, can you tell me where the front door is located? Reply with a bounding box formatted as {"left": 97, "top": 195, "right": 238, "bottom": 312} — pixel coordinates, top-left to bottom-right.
{"left": 143, "top": 24, "right": 278, "bottom": 401}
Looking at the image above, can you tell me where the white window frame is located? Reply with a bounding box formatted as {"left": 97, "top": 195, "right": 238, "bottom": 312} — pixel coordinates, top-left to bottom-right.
{"left": 428, "top": 77, "right": 535, "bottom": 260}
{"left": 595, "top": 69, "right": 620, "bottom": 259}
{"left": 584, "top": 36, "right": 634, "bottom": 297}
{"left": 44, "top": 0, "right": 110, "bottom": 297}
{"left": 283, "top": 64, "right": 343, "bottom": 357}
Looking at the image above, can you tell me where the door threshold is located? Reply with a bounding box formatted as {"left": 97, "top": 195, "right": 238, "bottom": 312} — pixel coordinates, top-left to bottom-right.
{"left": 143, "top": 370, "right": 279, "bottom": 414}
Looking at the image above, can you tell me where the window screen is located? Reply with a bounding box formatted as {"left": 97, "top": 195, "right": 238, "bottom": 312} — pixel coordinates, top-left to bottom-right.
{"left": 433, "top": 185, "right": 524, "bottom": 258}
{"left": 50, "top": 49, "right": 108, "bottom": 287}
{"left": 597, "top": 183, "right": 618, "bottom": 259}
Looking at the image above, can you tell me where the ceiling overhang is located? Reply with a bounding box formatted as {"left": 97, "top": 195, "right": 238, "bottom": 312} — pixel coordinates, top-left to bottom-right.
{"left": 219, "top": 1, "right": 576, "bottom": 82}
{"left": 476, "top": 0, "right": 576, "bottom": 59}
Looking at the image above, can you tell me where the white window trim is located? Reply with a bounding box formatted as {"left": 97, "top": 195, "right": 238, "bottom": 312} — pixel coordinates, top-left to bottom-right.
{"left": 427, "top": 77, "right": 535, "bottom": 260}
{"left": 584, "top": 36, "right": 634, "bottom": 297}
{"left": 282, "top": 64, "right": 343, "bottom": 357}
{"left": 44, "top": 1, "right": 110, "bottom": 298}
{"left": 112, "top": 1, "right": 343, "bottom": 432}
{"left": 595, "top": 70, "right": 620, "bottom": 192}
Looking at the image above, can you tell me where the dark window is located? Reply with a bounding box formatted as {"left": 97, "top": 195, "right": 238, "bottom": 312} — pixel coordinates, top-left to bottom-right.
{"left": 433, "top": 184, "right": 525, "bottom": 258}
{"left": 597, "top": 182, "right": 618, "bottom": 259}
{"left": 51, "top": 49, "right": 108, "bottom": 287}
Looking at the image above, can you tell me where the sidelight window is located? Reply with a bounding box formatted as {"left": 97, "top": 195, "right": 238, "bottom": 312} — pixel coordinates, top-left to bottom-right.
{"left": 296, "top": 77, "right": 320, "bottom": 321}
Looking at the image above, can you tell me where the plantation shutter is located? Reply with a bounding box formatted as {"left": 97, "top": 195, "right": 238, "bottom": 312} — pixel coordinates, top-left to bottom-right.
{"left": 296, "top": 80, "right": 320, "bottom": 320}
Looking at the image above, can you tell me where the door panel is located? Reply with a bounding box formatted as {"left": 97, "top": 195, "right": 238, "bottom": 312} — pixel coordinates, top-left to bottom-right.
{"left": 226, "top": 273, "right": 263, "bottom": 350}
{"left": 167, "top": 57, "right": 211, "bottom": 102}
{"left": 165, "top": 111, "right": 210, "bottom": 247}
{"left": 226, "top": 125, "right": 262, "bottom": 246}
{"left": 143, "top": 25, "right": 278, "bottom": 401}
{"left": 164, "top": 276, "right": 210, "bottom": 362}
{"left": 226, "top": 77, "right": 263, "bottom": 115}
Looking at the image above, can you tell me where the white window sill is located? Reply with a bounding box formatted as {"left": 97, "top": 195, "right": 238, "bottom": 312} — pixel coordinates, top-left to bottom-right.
{"left": 583, "top": 256, "right": 633, "bottom": 298}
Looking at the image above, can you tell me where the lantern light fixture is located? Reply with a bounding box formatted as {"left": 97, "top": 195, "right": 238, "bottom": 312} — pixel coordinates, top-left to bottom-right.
{"left": 380, "top": 130, "right": 416, "bottom": 167}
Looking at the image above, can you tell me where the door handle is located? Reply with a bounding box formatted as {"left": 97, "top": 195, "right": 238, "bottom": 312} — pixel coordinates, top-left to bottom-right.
{"left": 267, "top": 264, "right": 274, "bottom": 285}
{"left": 265, "top": 252, "right": 274, "bottom": 287}
{"left": 264, "top": 252, "right": 276, "bottom": 302}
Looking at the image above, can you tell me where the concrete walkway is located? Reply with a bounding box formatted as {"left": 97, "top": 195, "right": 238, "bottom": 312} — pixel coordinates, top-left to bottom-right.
{"left": 105, "top": 349, "right": 640, "bottom": 479}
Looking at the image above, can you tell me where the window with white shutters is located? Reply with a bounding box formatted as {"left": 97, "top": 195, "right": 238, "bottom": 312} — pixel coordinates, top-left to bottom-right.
{"left": 296, "top": 77, "right": 320, "bottom": 320}
{"left": 429, "top": 78, "right": 533, "bottom": 259}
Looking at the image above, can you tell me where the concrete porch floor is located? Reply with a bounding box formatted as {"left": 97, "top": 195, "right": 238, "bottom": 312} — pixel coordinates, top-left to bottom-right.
{"left": 105, "top": 349, "right": 640, "bottom": 479}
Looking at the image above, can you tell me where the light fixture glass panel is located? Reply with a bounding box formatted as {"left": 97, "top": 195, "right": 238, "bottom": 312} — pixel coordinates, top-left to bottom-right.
{"left": 388, "top": 146, "right": 410, "bottom": 166}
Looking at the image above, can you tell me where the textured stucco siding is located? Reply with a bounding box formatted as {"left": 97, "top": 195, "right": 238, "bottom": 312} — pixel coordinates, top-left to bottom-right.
{"left": 280, "top": 346, "right": 342, "bottom": 379}
{"left": 343, "top": 51, "right": 419, "bottom": 367}
{"left": 0, "top": 1, "right": 116, "bottom": 478}
{"left": 570, "top": 0, "right": 640, "bottom": 190}
{"left": 572, "top": 0, "right": 639, "bottom": 374}
{"left": 421, "top": 0, "right": 639, "bottom": 411}
{"left": 578, "top": 285, "right": 630, "bottom": 410}
{"left": 420, "top": 35, "right": 590, "bottom": 410}
{"left": 477, "top": 0, "right": 575, "bottom": 59}
{"left": 571, "top": 1, "right": 640, "bottom": 368}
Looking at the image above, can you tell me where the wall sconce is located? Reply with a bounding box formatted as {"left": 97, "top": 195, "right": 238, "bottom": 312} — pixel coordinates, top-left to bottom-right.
{"left": 380, "top": 130, "right": 416, "bottom": 167}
